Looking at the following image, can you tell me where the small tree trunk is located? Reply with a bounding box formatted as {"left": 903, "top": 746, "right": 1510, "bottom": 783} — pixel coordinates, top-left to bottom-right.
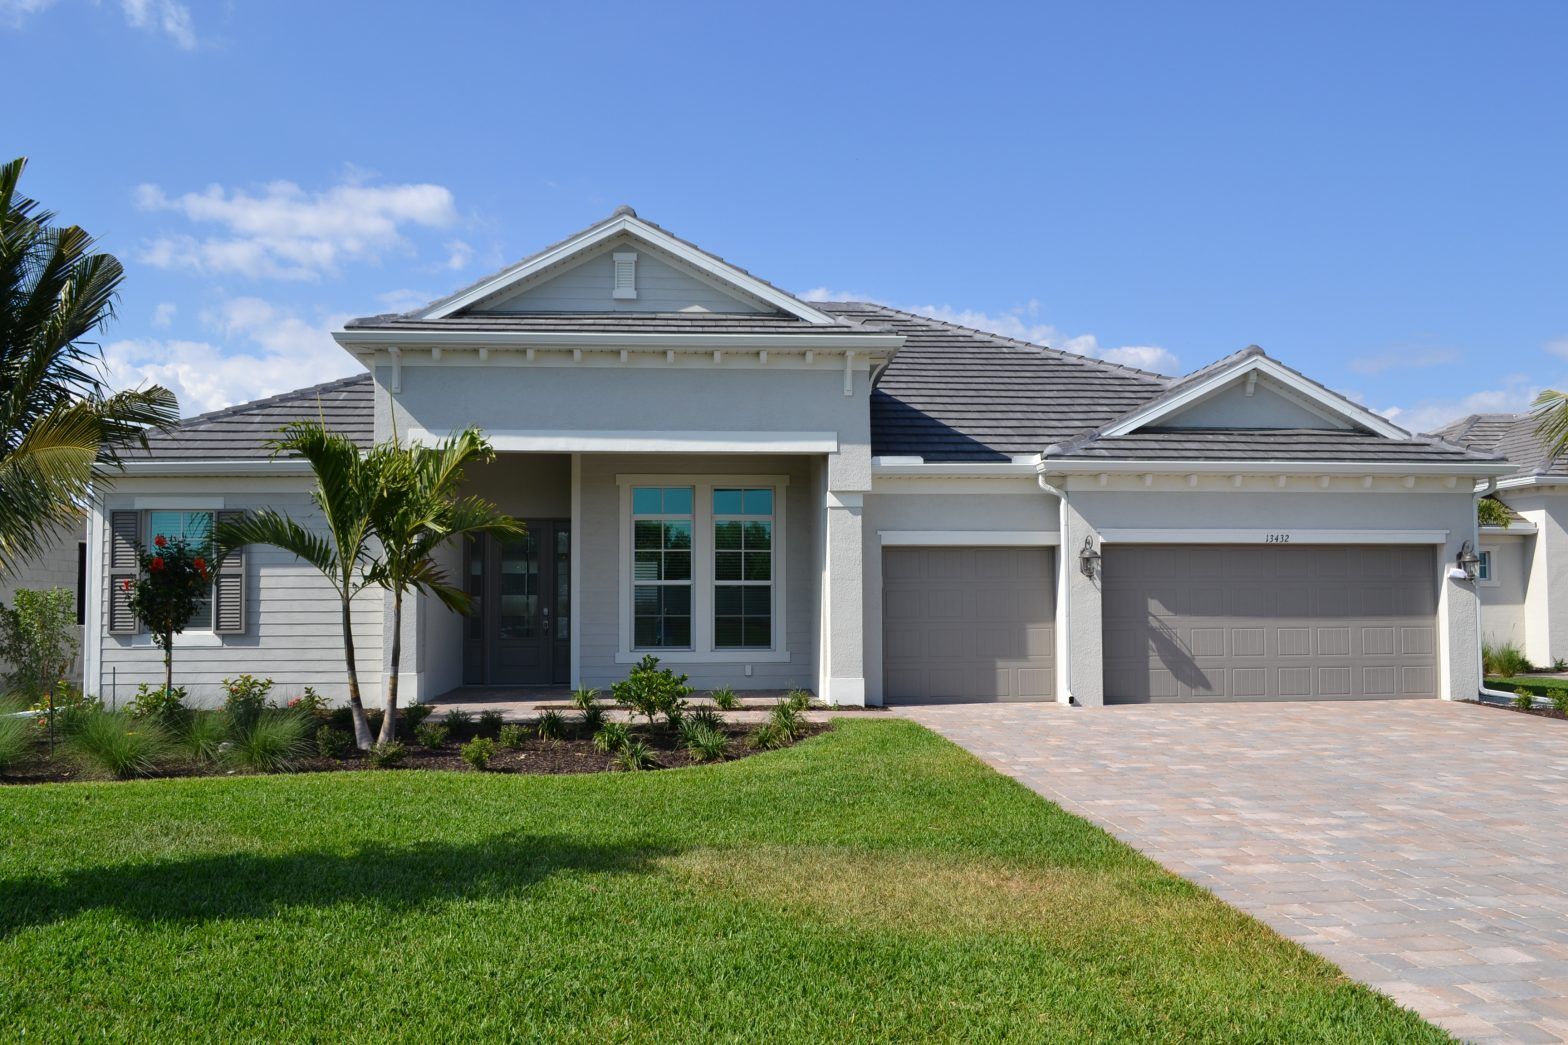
{"left": 340, "top": 599, "right": 373, "bottom": 751}
{"left": 162, "top": 632, "right": 173, "bottom": 697}
{"left": 378, "top": 589, "right": 403, "bottom": 746}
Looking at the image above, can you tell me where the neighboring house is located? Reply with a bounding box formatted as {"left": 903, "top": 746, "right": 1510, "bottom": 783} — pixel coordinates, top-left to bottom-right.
{"left": 0, "top": 519, "right": 88, "bottom": 689}
{"left": 1437, "top": 409, "right": 1568, "bottom": 665}
{"left": 85, "top": 207, "right": 1512, "bottom": 707}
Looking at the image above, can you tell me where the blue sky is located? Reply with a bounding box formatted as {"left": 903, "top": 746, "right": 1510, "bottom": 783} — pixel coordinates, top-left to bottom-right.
{"left": 5, "top": 1, "right": 1565, "bottom": 432}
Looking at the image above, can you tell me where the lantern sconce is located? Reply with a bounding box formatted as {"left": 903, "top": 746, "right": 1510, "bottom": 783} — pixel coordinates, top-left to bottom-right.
{"left": 1079, "top": 535, "right": 1102, "bottom": 579}
{"left": 1456, "top": 540, "right": 1481, "bottom": 582}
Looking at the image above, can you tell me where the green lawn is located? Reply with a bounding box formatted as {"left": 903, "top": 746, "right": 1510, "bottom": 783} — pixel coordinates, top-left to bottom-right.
{"left": 0, "top": 720, "right": 1444, "bottom": 1042}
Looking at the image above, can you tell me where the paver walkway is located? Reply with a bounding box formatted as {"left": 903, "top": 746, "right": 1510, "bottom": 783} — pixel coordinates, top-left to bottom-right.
{"left": 898, "top": 699, "right": 1568, "bottom": 1044}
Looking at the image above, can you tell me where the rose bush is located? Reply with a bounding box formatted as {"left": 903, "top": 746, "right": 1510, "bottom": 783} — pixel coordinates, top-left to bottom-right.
{"left": 127, "top": 532, "right": 212, "bottom": 698}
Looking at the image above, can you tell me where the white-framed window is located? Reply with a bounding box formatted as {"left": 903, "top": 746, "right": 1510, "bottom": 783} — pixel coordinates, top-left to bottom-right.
{"left": 618, "top": 474, "right": 789, "bottom": 663}
{"left": 146, "top": 509, "right": 215, "bottom": 630}
{"left": 1478, "top": 548, "right": 1496, "bottom": 587}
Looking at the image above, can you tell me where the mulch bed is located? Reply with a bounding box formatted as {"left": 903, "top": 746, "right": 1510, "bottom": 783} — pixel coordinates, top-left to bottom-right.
{"left": 1463, "top": 699, "right": 1568, "bottom": 723}
{"left": 0, "top": 719, "right": 828, "bottom": 786}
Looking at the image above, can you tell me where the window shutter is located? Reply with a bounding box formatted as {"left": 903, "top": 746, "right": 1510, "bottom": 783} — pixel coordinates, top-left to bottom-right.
{"left": 107, "top": 510, "right": 140, "bottom": 634}
{"left": 612, "top": 252, "right": 637, "bottom": 299}
{"left": 213, "top": 509, "right": 246, "bottom": 635}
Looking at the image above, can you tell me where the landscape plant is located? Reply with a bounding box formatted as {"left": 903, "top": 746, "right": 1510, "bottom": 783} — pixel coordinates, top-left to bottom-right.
{"left": 747, "top": 722, "right": 789, "bottom": 751}
{"left": 709, "top": 686, "right": 739, "bottom": 711}
{"left": 0, "top": 696, "right": 32, "bottom": 771}
{"left": 535, "top": 709, "right": 565, "bottom": 741}
{"left": 442, "top": 708, "right": 473, "bottom": 730}
{"left": 225, "top": 712, "right": 309, "bottom": 773}
{"left": 403, "top": 704, "right": 434, "bottom": 729}
{"left": 0, "top": 588, "right": 77, "bottom": 715}
{"left": 128, "top": 682, "right": 187, "bottom": 726}
{"left": 592, "top": 720, "right": 630, "bottom": 754}
{"left": 1477, "top": 497, "right": 1511, "bottom": 528}
{"left": 221, "top": 674, "right": 274, "bottom": 737}
{"left": 611, "top": 738, "right": 655, "bottom": 771}
{"left": 477, "top": 709, "right": 504, "bottom": 736}
{"left": 611, "top": 655, "right": 692, "bottom": 727}
{"left": 460, "top": 736, "right": 495, "bottom": 770}
{"left": 368, "top": 741, "right": 406, "bottom": 768}
{"left": 364, "top": 427, "right": 525, "bottom": 747}
{"left": 684, "top": 724, "right": 728, "bottom": 763}
{"left": 286, "top": 687, "right": 330, "bottom": 720}
{"left": 498, "top": 723, "right": 524, "bottom": 749}
{"left": 580, "top": 704, "right": 604, "bottom": 732}
{"left": 66, "top": 709, "right": 171, "bottom": 778}
{"left": 315, "top": 725, "right": 351, "bottom": 759}
{"left": 570, "top": 687, "right": 598, "bottom": 711}
{"left": 181, "top": 711, "right": 226, "bottom": 764}
{"left": 414, "top": 722, "right": 449, "bottom": 748}
{"left": 1483, "top": 641, "right": 1533, "bottom": 678}
{"left": 1513, "top": 688, "right": 1536, "bottom": 710}
{"left": 0, "top": 156, "right": 177, "bottom": 577}
{"left": 126, "top": 532, "right": 211, "bottom": 698}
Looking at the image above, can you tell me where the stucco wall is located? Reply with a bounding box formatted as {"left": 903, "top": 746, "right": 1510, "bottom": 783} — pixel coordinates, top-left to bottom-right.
{"left": 1478, "top": 533, "right": 1530, "bottom": 648}
{"left": 1499, "top": 491, "right": 1568, "bottom": 666}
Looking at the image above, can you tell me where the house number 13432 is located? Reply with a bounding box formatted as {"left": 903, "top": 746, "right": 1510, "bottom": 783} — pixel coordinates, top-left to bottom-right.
{"left": 1264, "top": 533, "right": 1291, "bottom": 543}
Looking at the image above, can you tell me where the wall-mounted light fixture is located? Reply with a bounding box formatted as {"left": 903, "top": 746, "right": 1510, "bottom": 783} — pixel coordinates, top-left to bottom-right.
{"left": 1079, "top": 535, "right": 1102, "bottom": 579}
{"left": 1456, "top": 540, "right": 1481, "bottom": 582}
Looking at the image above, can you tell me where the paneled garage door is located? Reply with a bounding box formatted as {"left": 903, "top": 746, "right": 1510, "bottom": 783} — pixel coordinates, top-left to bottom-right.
{"left": 1103, "top": 544, "right": 1438, "bottom": 703}
{"left": 883, "top": 546, "right": 1054, "bottom": 703}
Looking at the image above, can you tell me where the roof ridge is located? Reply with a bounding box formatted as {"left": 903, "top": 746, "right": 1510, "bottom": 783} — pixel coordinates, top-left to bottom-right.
{"left": 170, "top": 372, "right": 371, "bottom": 430}
{"left": 819, "top": 302, "right": 1171, "bottom": 382}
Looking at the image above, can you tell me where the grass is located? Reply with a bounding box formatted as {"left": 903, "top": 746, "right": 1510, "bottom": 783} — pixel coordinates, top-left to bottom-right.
{"left": 1488, "top": 675, "right": 1568, "bottom": 695}
{"left": 0, "top": 720, "right": 1444, "bottom": 1042}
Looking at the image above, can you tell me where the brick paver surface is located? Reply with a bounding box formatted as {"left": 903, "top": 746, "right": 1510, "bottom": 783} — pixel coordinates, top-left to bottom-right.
{"left": 898, "top": 699, "right": 1568, "bottom": 1044}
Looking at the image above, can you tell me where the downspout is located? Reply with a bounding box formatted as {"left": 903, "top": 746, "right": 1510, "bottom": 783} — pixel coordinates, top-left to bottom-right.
{"left": 1037, "top": 471, "right": 1075, "bottom": 705}
{"left": 1473, "top": 477, "right": 1516, "bottom": 703}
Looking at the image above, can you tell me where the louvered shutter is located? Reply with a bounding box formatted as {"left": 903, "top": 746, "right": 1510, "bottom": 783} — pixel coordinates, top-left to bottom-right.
{"left": 212, "top": 509, "right": 246, "bottom": 634}
{"left": 108, "top": 510, "right": 140, "bottom": 634}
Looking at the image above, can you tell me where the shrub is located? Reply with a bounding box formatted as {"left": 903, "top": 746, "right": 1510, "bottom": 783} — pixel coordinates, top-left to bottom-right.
{"left": 1551, "top": 690, "right": 1568, "bottom": 715}
{"left": 1513, "top": 688, "right": 1536, "bottom": 710}
{"left": 68, "top": 710, "right": 172, "bottom": 779}
{"left": 442, "top": 708, "right": 474, "bottom": 730}
{"left": 41, "top": 685, "right": 100, "bottom": 735}
{"left": 498, "top": 723, "right": 525, "bottom": 749}
{"left": 404, "top": 704, "right": 434, "bottom": 729}
{"left": 612, "top": 739, "right": 656, "bottom": 771}
{"left": 286, "top": 687, "right": 330, "bottom": 720}
{"left": 747, "top": 722, "right": 790, "bottom": 751}
{"left": 769, "top": 700, "right": 804, "bottom": 738}
{"left": 536, "top": 709, "right": 566, "bottom": 741}
{"left": 709, "top": 686, "right": 740, "bottom": 711}
{"left": 1484, "top": 642, "right": 1534, "bottom": 678}
{"left": 477, "top": 709, "right": 504, "bottom": 737}
{"left": 222, "top": 674, "right": 275, "bottom": 736}
{"left": 414, "top": 722, "right": 449, "bottom": 749}
{"left": 461, "top": 736, "right": 496, "bottom": 770}
{"left": 685, "top": 724, "right": 729, "bottom": 763}
{"left": 315, "top": 724, "right": 352, "bottom": 759}
{"left": 612, "top": 655, "right": 692, "bottom": 727}
{"left": 368, "top": 741, "right": 406, "bottom": 768}
{"left": 1478, "top": 497, "right": 1511, "bottom": 528}
{"left": 581, "top": 705, "right": 605, "bottom": 732}
{"left": 1557, "top": 659, "right": 1568, "bottom": 673}
{"left": 182, "top": 711, "right": 227, "bottom": 764}
{"left": 225, "top": 711, "right": 309, "bottom": 773}
{"left": 0, "top": 587, "right": 78, "bottom": 707}
{"left": 129, "top": 683, "right": 188, "bottom": 726}
{"left": 592, "top": 721, "right": 630, "bottom": 754}
{"left": 685, "top": 707, "right": 724, "bottom": 734}
{"left": 784, "top": 689, "right": 815, "bottom": 713}
{"left": 570, "top": 686, "right": 599, "bottom": 711}
{"left": 0, "top": 697, "right": 34, "bottom": 771}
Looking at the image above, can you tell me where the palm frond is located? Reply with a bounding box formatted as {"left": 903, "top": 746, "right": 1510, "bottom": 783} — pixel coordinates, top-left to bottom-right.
{"left": 1534, "top": 390, "right": 1568, "bottom": 462}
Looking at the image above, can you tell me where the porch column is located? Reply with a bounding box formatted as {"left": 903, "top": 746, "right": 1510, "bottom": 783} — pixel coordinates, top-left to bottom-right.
{"left": 822, "top": 450, "right": 869, "bottom": 706}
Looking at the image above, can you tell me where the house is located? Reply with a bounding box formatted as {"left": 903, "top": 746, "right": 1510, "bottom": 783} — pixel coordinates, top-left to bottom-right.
{"left": 1437, "top": 409, "right": 1567, "bottom": 666}
{"left": 85, "top": 208, "right": 1513, "bottom": 707}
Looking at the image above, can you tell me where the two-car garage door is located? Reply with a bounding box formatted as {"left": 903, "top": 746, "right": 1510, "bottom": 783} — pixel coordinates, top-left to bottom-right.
{"left": 1102, "top": 544, "right": 1439, "bottom": 703}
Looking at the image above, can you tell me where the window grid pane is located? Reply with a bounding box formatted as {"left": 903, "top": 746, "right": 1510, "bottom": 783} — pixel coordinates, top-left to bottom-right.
{"left": 632, "top": 486, "right": 693, "bottom": 649}
{"left": 146, "top": 510, "right": 216, "bottom": 632}
{"left": 713, "top": 487, "right": 773, "bottom": 650}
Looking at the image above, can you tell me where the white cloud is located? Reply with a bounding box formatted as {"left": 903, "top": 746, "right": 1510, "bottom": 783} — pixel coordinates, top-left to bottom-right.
{"left": 442, "top": 239, "right": 474, "bottom": 270}
{"left": 376, "top": 288, "right": 433, "bottom": 314}
{"left": 1544, "top": 337, "right": 1568, "bottom": 360}
{"left": 134, "top": 176, "right": 460, "bottom": 281}
{"left": 119, "top": 0, "right": 194, "bottom": 49}
{"left": 0, "top": 0, "right": 55, "bottom": 28}
{"left": 801, "top": 288, "right": 1178, "bottom": 374}
{"left": 102, "top": 298, "right": 356, "bottom": 416}
{"left": 1349, "top": 346, "right": 1459, "bottom": 375}
{"left": 1381, "top": 374, "right": 1540, "bottom": 435}
{"left": 151, "top": 301, "right": 176, "bottom": 328}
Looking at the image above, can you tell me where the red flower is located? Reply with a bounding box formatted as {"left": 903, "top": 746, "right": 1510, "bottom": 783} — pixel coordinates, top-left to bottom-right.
{"left": 121, "top": 579, "right": 131, "bottom": 592}
{"left": 193, "top": 556, "right": 207, "bottom": 572}
{"left": 153, "top": 535, "right": 167, "bottom": 548}
{"left": 150, "top": 556, "right": 165, "bottom": 572}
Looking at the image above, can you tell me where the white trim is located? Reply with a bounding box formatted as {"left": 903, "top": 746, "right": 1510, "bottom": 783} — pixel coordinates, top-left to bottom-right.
{"left": 409, "top": 429, "right": 838, "bottom": 455}
{"left": 115, "top": 458, "right": 315, "bottom": 477}
{"left": 1476, "top": 548, "right": 1498, "bottom": 587}
{"left": 1097, "top": 355, "right": 1410, "bottom": 440}
{"left": 1039, "top": 458, "right": 1515, "bottom": 478}
{"left": 569, "top": 453, "right": 582, "bottom": 690}
{"left": 336, "top": 329, "right": 902, "bottom": 352}
{"left": 1495, "top": 474, "right": 1568, "bottom": 490}
{"left": 871, "top": 459, "right": 1041, "bottom": 478}
{"left": 130, "top": 631, "right": 223, "bottom": 648}
{"left": 1481, "top": 523, "right": 1535, "bottom": 536}
{"left": 826, "top": 491, "right": 863, "bottom": 509}
{"left": 616, "top": 474, "right": 790, "bottom": 664}
{"left": 84, "top": 503, "right": 102, "bottom": 698}
{"left": 133, "top": 495, "right": 225, "bottom": 509}
{"left": 417, "top": 212, "right": 841, "bottom": 324}
{"left": 1097, "top": 528, "right": 1449, "bottom": 545}
{"left": 878, "top": 530, "right": 1061, "bottom": 547}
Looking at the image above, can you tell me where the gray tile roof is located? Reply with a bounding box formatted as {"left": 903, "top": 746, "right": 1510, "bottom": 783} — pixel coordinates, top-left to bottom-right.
{"left": 1437, "top": 410, "right": 1566, "bottom": 478}
{"left": 343, "top": 311, "right": 872, "bottom": 334}
{"left": 130, "top": 374, "right": 373, "bottom": 460}
{"left": 1041, "top": 428, "right": 1496, "bottom": 463}
{"left": 820, "top": 302, "right": 1172, "bottom": 462}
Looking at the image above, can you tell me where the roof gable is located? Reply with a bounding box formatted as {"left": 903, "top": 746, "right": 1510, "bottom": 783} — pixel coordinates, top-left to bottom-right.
{"left": 418, "top": 207, "right": 837, "bottom": 324}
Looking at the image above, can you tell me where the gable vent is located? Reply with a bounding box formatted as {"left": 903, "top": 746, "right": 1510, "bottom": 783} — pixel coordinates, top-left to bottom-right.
{"left": 612, "top": 251, "right": 637, "bottom": 299}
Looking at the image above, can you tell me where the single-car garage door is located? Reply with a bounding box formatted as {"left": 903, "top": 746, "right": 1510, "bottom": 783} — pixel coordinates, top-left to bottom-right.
{"left": 1103, "top": 544, "right": 1438, "bottom": 703}
{"left": 883, "top": 546, "right": 1054, "bottom": 703}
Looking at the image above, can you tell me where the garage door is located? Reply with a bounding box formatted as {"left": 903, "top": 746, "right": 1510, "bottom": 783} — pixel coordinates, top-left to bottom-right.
{"left": 883, "top": 546, "right": 1054, "bottom": 703}
{"left": 1103, "top": 544, "right": 1438, "bottom": 703}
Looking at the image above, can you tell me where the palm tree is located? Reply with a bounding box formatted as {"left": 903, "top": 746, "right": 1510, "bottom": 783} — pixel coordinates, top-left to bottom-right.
{"left": 215, "top": 422, "right": 383, "bottom": 750}
{"left": 1535, "top": 390, "right": 1568, "bottom": 461}
{"left": 0, "top": 156, "right": 177, "bottom": 574}
{"left": 366, "top": 428, "right": 524, "bottom": 746}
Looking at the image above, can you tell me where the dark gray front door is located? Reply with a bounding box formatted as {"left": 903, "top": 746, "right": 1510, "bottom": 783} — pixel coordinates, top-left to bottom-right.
{"left": 463, "top": 522, "right": 570, "bottom": 686}
{"left": 1102, "top": 544, "right": 1438, "bottom": 703}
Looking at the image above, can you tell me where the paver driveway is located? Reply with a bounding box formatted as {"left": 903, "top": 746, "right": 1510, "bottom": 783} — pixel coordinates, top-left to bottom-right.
{"left": 899, "top": 699, "right": 1568, "bottom": 1044}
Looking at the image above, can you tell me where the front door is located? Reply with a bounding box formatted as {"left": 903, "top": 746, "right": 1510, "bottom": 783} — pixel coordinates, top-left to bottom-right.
{"left": 463, "top": 521, "right": 570, "bottom": 685}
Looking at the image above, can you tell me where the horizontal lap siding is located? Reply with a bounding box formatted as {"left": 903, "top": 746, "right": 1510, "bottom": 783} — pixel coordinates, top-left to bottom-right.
{"left": 95, "top": 487, "right": 384, "bottom": 707}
